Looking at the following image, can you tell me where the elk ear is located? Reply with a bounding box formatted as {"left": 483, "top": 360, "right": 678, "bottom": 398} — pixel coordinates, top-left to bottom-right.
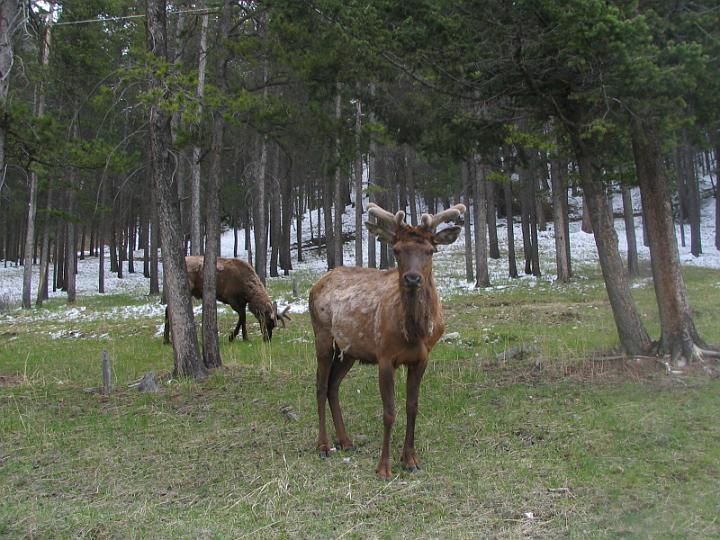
{"left": 365, "top": 221, "right": 395, "bottom": 244}
{"left": 433, "top": 225, "right": 461, "bottom": 245}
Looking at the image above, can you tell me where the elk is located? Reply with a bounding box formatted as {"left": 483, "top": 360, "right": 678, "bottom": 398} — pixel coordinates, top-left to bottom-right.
{"left": 163, "top": 256, "right": 290, "bottom": 344}
{"left": 309, "top": 202, "right": 465, "bottom": 479}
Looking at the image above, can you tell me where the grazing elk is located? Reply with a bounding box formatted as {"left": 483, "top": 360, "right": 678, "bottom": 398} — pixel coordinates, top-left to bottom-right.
{"left": 163, "top": 256, "right": 290, "bottom": 344}
{"left": 309, "top": 202, "right": 465, "bottom": 479}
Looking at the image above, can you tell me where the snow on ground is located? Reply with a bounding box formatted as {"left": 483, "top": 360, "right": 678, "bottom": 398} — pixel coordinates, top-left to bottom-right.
{"left": 1, "top": 178, "right": 718, "bottom": 324}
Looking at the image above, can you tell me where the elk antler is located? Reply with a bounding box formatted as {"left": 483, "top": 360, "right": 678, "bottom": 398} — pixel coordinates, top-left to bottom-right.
{"left": 420, "top": 204, "right": 466, "bottom": 232}
{"left": 278, "top": 305, "right": 292, "bottom": 328}
{"left": 273, "top": 301, "right": 292, "bottom": 328}
{"left": 367, "top": 203, "right": 407, "bottom": 229}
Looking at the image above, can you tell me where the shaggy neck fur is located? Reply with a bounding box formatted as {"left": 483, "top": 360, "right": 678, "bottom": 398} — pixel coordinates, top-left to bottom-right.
{"left": 400, "top": 273, "right": 437, "bottom": 341}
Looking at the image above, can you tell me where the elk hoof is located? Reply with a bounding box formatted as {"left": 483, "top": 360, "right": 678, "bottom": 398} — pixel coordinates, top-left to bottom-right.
{"left": 403, "top": 464, "right": 419, "bottom": 473}
{"left": 376, "top": 462, "right": 393, "bottom": 480}
{"left": 318, "top": 443, "right": 334, "bottom": 458}
{"left": 228, "top": 333, "right": 235, "bottom": 342}
{"left": 335, "top": 439, "right": 355, "bottom": 452}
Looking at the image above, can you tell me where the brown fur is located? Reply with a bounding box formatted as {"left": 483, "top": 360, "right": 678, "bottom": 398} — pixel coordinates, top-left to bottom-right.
{"left": 164, "top": 256, "right": 278, "bottom": 343}
{"left": 309, "top": 208, "right": 463, "bottom": 479}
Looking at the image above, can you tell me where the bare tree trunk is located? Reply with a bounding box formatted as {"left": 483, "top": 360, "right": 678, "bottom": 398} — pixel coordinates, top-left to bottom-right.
{"left": 146, "top": 0, "right": 206, "bottom": 379}
{"left": 296, "top": 178, "right": 304, "bottom": 263}
{"left": 462, "top": 161, "right": 474, "bottom": 282}
{"left": 621, "top": 183, "right": 639, "bottom": 278}
{"left": 486, "top": 179, "right": 500, "bottom": 259}
{"left": 149, "top": 188, "right": 160, "bottom": 295}
{"left": 253, "top": 134, "right": 268, "bottom": 283}
{"left": 630, "top": 117, "right": 712, "bottom": 366}
{"left": 354, "top": 98, "right": 363, "bottom": 267}
{"left": 98, "top": 218, "right": 105, "bottom": 294}
{"left": 36, "top": 188, "right": 53, "bottom": 306}
{"left": 21, "top": 9, "right": 51, "bottom": 308}
{"left": 190, "top": 11, "right": 209, "bottom": 256}
{"left": 65, "top": 173, "right": 77, "bottom": 304}
{"left": 472, "top": 157, "right": 489, "bottom": 288}
{"left": 280, "top": 158, "right": 293, "bottom": 275}
{"left": 406, "top": 147, "right": 417, "bottom": 226}
{"left": 683, "top": 143, "right": 702, "bottom": 257}
{"left": 367, "top": 156, "right": 377, "bottom": 269}
{"left": 245, "top": 206, "right": 253, "bottom": 265}
{"left": 581, "top": 191, "right": 593, "bottom": 234}
{"left": 0, "top": 0, "right": 20, "bottom": 202}
{"left": 270, "top": 145, "right": 281, "bottom": 277}
{"left": 551, "top": 158, "right": 571, "bottom": 282}
{"left": 505, "top": 179, "right": 518, "bottom": 278}
{"left": 519, "top": 166, "right": 533, "bottom": 275}
{"left": 715, "top": 143, "right": 720, "bottom": 251}
{"left": 573, "top": 132, "right": 651, "bottom": 356}
{"left": 201, "top": 0, "right": 231, "bottom": 370}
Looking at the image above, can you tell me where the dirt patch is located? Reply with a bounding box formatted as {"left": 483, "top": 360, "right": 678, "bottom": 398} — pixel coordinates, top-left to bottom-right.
{"left": 0, "top": 374, "right": 24, "bottom": 387}
{"left": 565, "top": 356, "right": 668, "bottom": 383}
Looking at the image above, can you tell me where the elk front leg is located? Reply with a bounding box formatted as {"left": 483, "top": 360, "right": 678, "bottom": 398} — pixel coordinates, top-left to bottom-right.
{"left": 401, "top": 361, "right": 427, "bottom": 472}
{"left": 229, "top": 301, "right": 247, "bottom": 341}
{"left": 376, "top": 363, "right": 396, "bottom": 480}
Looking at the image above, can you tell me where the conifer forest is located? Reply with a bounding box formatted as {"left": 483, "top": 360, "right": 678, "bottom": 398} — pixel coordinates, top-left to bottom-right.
{"left": 1, "top": 2, "right": 720, "bottom": 537}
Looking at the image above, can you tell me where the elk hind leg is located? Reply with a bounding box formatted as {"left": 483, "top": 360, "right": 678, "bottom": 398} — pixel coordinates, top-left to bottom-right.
{"left": 315, "top": 335, "right": 335, "bottom": 457}
{"left": 327, "top": 353, "right": 356, "bottom": 451}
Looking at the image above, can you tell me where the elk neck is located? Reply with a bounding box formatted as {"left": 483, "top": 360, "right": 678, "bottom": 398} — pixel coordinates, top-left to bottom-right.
{"left": 399, "top": 271, "right": 437, "bottom": 341}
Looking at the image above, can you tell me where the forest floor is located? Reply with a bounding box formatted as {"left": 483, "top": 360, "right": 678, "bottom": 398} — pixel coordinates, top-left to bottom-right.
{"left": 1, "top": 259, "right": 720, "bottom": 538}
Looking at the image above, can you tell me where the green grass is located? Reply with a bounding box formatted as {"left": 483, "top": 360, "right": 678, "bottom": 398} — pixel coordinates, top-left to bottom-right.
{"left": 1, "top": 266, "right": 720, "bottom": 538}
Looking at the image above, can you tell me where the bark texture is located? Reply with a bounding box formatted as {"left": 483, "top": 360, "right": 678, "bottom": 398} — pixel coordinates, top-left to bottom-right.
{"left": 146, "top": 0, "right": 206, "bottom": 379}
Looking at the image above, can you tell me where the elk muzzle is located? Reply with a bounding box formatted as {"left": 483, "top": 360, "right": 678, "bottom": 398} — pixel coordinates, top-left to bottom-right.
{"left": 403, "top": 272, "right": 423, "bottom": 290}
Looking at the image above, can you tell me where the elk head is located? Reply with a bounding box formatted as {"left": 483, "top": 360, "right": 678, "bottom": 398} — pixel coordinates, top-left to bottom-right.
{"left": 365, "top": 203, "right": 466, "bottom": 291}
{"left": 259, "top": 301, "right": 292, "bottom": 341}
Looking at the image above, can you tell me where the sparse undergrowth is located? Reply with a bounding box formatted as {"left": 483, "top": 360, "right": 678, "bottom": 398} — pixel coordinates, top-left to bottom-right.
{"left": 1, "top": 266, "right": 719, "bottom": 538}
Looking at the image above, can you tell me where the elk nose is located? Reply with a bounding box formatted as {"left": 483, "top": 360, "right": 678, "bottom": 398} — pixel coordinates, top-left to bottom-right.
{"left": 403, "top": 273, "right": 422, "bottom": 289}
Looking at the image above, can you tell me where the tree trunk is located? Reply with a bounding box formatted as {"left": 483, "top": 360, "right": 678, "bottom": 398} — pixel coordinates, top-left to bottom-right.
{"left": 0, "top": 0, "right": 19, "bottom": 205}
{"left": 65, "top": 179, "right": 77, "bottom": 304}
{"left": 573, "top": 133, "right": 651, "bottom": 356}
{"left": 36, "top": 188, "right": 53, "bottom": 306}
{"left": 683, "top": 143, "right": 702, "bottom": 257}
{"left": 280, "top": 160, "right": 293, "bottom": 275}
{"left": 486, "top": 179, "right": 500, "bottom": 259}
{"left": 21, "top": 10, "right": 52, "bottom": 308}
{"left": 462, "top": 161, "right": 474, "bottom": 282}
{"left": 621, "top": 183, "right": 639, "bottom": 278}
{"left": 354, "top": 98, "right": 363, "bottom": 267}
{"left": 253, "top": 134, "right": 268, "bottom": 283}
{"left": 98, "top": 218, "right": 105, "bottom": 294}
{"left": 190, "top": 11, "right": 209, "bottom": 256}
{"left": 504, "top": 180, "right": 518, "bottom": 278}
{"left": 551, "top": 158, "right": 571, "bottom": 282}
{"left": 270, "top": 145, "right": 281, "bottom": 278}
{"left": 296, "top": 179, "right": 304, "bottom": 263}
{"left": 149, "top": 187, "right": 160, "bottom": 295}
{"left": 581, "top": 191, "right": 593, "bottom": 234}
{"left": 630, "top": 117, "right": 711, "bottom": 366}
{"left": 519, "top": 166, "right": 533, "bottom": 275}
{"left": 146, "top": 0, "right": 206, "bottom": 379}
{"left": 406, "top": 148, "right": 417, "bottom": 226}
{"left": 472, "top": 158, "right": 489, "bottom": 288}
{"left": 201, "top": 0, "right": 231, "bottom": 370}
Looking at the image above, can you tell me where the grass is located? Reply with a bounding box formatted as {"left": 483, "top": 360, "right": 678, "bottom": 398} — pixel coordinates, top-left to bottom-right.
{"left": 1, "top": 264, "right": 720, "bottom": 538}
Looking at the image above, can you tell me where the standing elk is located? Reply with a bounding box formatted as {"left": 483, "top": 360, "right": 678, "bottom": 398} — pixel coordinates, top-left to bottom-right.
{"left": 163, "top": 256, "right": 290, "bottom": 344}
{"left": 309, "top": 202, "right": 465, "bottom": 479}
